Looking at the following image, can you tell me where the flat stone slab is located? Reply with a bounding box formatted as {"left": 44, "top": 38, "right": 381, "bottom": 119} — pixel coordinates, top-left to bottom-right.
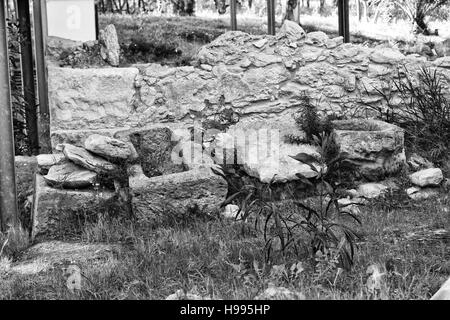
{"left": 36, "top": 153, "right": 67, "bottom": 172}
{"left": 32, "top": 175, "right": 115, "bottom": 240}
{"left": 43, "top": 162, "right": 97, "bottom": 189}
{"left": 61, "top": 143, "right": 117, "bottom": 173}
{"left": 84, "top": 134, "right": 137, "bottom": 161}
{"left": 129, "top": 165, "right": 227, "bottom": 223}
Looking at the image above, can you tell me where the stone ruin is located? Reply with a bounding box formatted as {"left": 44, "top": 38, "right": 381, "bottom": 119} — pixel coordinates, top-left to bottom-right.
{"left": 16, "top": 22, "right": 450, "bottom": 240}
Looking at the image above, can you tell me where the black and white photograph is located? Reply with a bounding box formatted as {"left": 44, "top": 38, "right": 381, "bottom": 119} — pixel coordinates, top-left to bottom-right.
{"left": 0, "top": 0, "right": 449, "bottom": 305}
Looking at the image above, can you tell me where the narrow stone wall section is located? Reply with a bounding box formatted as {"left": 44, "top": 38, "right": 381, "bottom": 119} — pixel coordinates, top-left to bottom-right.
{"left": 48, "top": 30, "right": 450, "bottom": 140}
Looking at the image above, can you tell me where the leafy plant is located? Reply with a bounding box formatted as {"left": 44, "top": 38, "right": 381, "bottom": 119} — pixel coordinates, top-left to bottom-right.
{"left": 361, "top": 66, "right": 450, "bottom": 164}
{"left": 213, "top": 131, "right": 361, "bottom": 271}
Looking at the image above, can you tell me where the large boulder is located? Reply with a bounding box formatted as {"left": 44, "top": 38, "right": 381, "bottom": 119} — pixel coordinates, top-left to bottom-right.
{"left": 129, "top": 165, "right": 227, "bottom": 223}
{"left": 332, "top": 119, "right": 406, "bottom": 181}
{"left": 43, "top": 162, "right": 97, "bottom": 189}
{"left": 32, "top": 175, "right": 115, "bottom": 240}
{"left": 61, "top": 144, "right": 117, "bottom": 173}
{"left": 409, "top": 168, "right": 443, "bottom": 187}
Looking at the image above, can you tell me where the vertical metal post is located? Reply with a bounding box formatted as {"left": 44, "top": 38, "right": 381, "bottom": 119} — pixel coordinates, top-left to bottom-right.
{"left": 338, "top": 0, "right": 350, "bottom": 43}
{"left": 95, "top": 2, "right": 99, "bottom": 39}
{"left": 33, "top": 0, "right": 50, "bottom": 153}
{"left": 0, "top": 0, "right": 19, "bottom": 231}
{"left": 230, "top": 0, "right": 237, "bottom": 31}
{"left": 17, "top": 0, "right": 39, "bottom": 155}
{"left": 267, "top": 0, "right": 275, "bottom": 35}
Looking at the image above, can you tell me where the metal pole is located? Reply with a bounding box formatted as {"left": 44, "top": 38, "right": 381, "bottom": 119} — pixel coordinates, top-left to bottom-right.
{"left": 0, "top": 0, "right": 19, "bottom": 231}
{"left": 18, "top": 0, "right": 39, "bottom": 155}
{"left": 230, "top": 0, "right": 237, "bottom": 31}
{"left": 267, "top": 0, "right": 275, "bottom": 35}
{"left": 33, "top": 0, "right": 51, "bottom": 153}
{"left": 338, "top": 0, "right": 350, "bottom": 43}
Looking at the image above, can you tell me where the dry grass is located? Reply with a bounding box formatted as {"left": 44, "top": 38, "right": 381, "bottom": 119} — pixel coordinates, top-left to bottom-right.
{"left": 1, "top": 189, "right": 448, "bottom": 300}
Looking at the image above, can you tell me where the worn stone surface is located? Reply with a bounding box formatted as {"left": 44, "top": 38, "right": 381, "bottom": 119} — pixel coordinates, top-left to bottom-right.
{"left": 406, "top": 186, "right": 440, "bottom": 201}
{"left": 221, "top": 204, "right": 242, "bottom": 220}
{"left": 36, "top": 153, "right": 67, "bottom": 172}
{"left": 99, "top": 24, "right": 120, "bottom": 67}
{"left": 61, "top": 144, "right": 117, "bottom": 173}
{"left": 278, "top": 20, "right": 306, "bottom": 41}
{"left": 48, "top": 66, "right": 138, "bottom": 131}
{"left": 357, "top": 183, "right": 388, "bottom": 199}
{"left": 32, "top": 175, "right": 115, "bottom": 240}
{"left": 43, "top": 162, "right": 97, "bottom": 189}
{"left": 125, "top": 127, "right": 185, "bottom": 177}
{"left": 84, "top": 134, "right": 136, "bottom": 161}
{"left": 409, "top": 168, "right": 443, "bottom": 187}
{"left": 129, "top": 165, "right": 227, "bottom": 222}
{"left": 333, "top": 119, "right": 406, "bottom": 180}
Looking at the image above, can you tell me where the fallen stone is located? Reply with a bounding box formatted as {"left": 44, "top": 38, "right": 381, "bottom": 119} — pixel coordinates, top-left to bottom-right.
{"left": 129, "top": 165, "right": 227, "bottom": 223}
{"left": 36, "top": 153, "right": 67, "bottom": 172}
{"left": 221, "top": 204, "right": 243, "bottom": 220}
{"left": 370, "top": 47, "right": 405, "bottom": 64}
{"left": 333, "top": 119, "right": 406, "bottom": 181}
{"left": 99, "top": 24, "right": 120, "bottom": 67}
{"left": 255, "top": 285, "right": 305, "bottom": 300}
{"left": 278, "top": 20, "right": 306, "bottom": 42}
{"left": 407, "top": 153, "right": 434, "bottom": 171}
{"left": 43, "top": 162, "right": 97, "bottom": 189}
{"left": 338, "top": 198, "right": 362, "bottom": 215}
{"left": 253, "top": 38, "right": 268, "bottom": 49}
{"left": 61, "top": 144, "right": 117, "bottom": 173}
{"left": 242, "top": 142, "right": 321, "bottom": 184}
{"left": 306, "top": 31, "right": 329, "bottom": 45}
{"left": 357, "top": 183, "right": 388, "bottom": 199}
{"left": 406, "top": 186, "right": 440, "bottom": 201}
{"left": 409, "top": 168, "right": 443, "bottom": 187}
{"left": 84, "top": 134, "right": 136, "bottom": 161}
{"left": 32, "top": 175, "right": 115, "bottom": 240}
{"left": 433, "top": 56, "right": 450, "bottom": 69}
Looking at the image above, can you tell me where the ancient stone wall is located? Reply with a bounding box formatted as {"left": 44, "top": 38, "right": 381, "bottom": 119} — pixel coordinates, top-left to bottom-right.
{"left": 49, "top": 30, "right": 450, "bottom": 147}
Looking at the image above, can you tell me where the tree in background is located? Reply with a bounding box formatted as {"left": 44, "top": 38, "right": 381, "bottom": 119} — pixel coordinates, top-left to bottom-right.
{"left": 388, "top": 0, "right": 449, "bottom": 34}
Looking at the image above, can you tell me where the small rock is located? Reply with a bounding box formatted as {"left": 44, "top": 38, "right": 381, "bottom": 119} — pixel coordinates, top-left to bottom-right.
{"left": 221, "top": 204, "right": 242, "bottom": 220}
{"left": 338, "top": 198, "right": 362, "bottom": 215}
{"left": 36, "top": 154, "right": 67, "bottom": 172}
{"left": 407, "top": 153, "right": 434, "bottom": 171}
{"left": 278, "top": 20, "right": 306, "bottom": 42}
{"left": 255, "top": 285, "right": 305, "bottom": 300}
{"left": 406, "top": 187, "right": 440, "bottom": 201}
{"left": 306, "top": 31, "right": 329, "bottom": 45}
{"left": 357, "top": 183, "right": 388, "bottom": 199}
{"left": 44, "top": 162, "right": 97, "bottom": 189}
{"left": 84, "top": 134, "right": 136, "bottom": 161}
{"left": 253, "top": 39, "right": 268, "bottom": 49}
{"left": 409, "top": 168, "right": 443, "bottom": 187}
{"left": 61, "top": 144, "right": 117, "bottom": 173}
